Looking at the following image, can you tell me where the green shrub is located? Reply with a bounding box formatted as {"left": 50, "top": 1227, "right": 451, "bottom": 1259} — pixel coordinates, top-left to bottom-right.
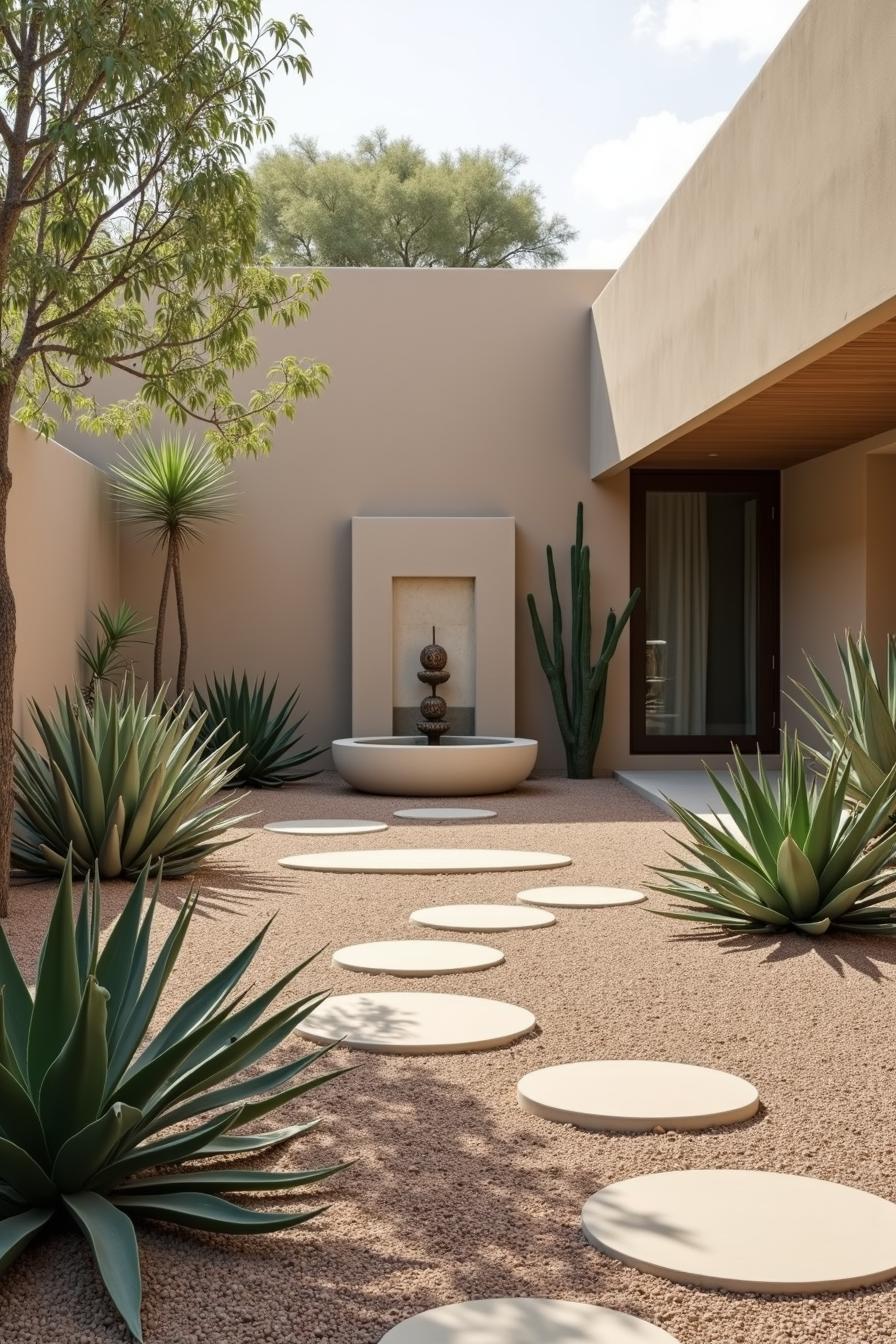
{"left": 193, "top": 672, "right": 323, "bottom": 787}
{"left": 649, "top": 732, "right": 896, "bottom": 936}
{"left": 0, "top": 854, "right": 347, "bottom": 1340}
{"left": 77, "top": 601, "right": 150, "bottom": 708}
{"left": 13, "top": 682, "right": 248, "bottom": 878}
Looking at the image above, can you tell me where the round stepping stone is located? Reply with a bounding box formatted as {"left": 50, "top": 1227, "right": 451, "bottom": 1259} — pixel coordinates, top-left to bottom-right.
{"left": 411, "top": 903, "right": 556, "bottom": 932}
{"left": 517, "top": 885, "right": 644, "bottom": 908}
{"left": 332, "top": 939, "right": 504, "bottom": 977}
{"left": 280, "top": 848, "right": 571, "bottom": 874}
{"left": 582, "top": 1169, "right": 896, "bottom": 1293}
{"left": 297, "top": 991, "right": 535, "bottom": 1054}
{"left": 518, "top": 1060, "right": 759, "bottom": 1132}
{"left": 394, "top": 807, "right": 496, "bottom": 820}
{"left": 379, "top": 1298, "right": 681, "bottom": 1342}
{"left": 264, "top": 819, "right": 388, "bottom": 836}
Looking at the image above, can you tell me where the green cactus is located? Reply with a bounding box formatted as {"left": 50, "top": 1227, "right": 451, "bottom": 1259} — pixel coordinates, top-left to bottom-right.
{"left": 527, "top": 502, "right": 640, "bottom": 779}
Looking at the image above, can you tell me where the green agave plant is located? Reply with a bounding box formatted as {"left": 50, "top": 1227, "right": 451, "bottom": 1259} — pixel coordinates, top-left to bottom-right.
{"left": 649, "top": 732, "right": 896, "bottom": 936}
{"left": 0, "top": 854, "right": 348, "bottom": 1341}
{"left": 13, "top": 681, "right": 249, "bottom": 879}
{"left": 791, "top": 630, "right": 896, "bottom": 813}
{"left": 193, "top": 672, "right": 323, "bottom": 787}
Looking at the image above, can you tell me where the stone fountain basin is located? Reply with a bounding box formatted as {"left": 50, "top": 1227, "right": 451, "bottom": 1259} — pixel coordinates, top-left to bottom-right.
{"left": 331, "top": 735, "right": 538, "bottom": 796}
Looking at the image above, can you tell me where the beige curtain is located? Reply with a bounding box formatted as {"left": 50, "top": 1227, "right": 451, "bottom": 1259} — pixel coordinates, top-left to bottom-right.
{"left": 743, "top": 498, "right": 757, "bottom": 734}
{"left": 646, "top": 492, "right": 709, "bottom": 735}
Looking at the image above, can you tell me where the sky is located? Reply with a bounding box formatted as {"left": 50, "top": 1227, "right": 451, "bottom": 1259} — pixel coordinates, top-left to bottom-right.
{"left": 259, "top": 0, "right": 809, "bottom": 267}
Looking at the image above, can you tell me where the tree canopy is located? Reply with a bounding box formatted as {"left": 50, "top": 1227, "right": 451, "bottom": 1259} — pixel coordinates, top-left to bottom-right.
{"left": 253, "top": 129, "right": 576, "bottom": 268}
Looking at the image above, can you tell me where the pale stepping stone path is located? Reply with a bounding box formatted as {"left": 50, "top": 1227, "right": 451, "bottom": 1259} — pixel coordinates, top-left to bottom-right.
{"left": 264, "top": 819, "right": 387, "bottom": 835}
{"left": 582, "top": 1169, "right": 896, "bottom": 1293}
{"left": 518, "top": 1060, "right": 759, "bottom": 1132}
{"left": 394, "top": 807, "right": 496, "bottom": 820}
{"left": 379, "top": 1298, "right": 681, "bottom": 1342}
{"left": 297, "top": 991, "right": 535, "bottom": 1054}
{"left": 332, "top": 939, "right": 504, "bottom": 977}
{"left": 280, "top": 848, "right": 571, "bottom": 874}
{"left": 517, "top": 885, "right": 645, "bottom": 908}
{"left": 411, "top": 903, "right": 556, "bottom": 931}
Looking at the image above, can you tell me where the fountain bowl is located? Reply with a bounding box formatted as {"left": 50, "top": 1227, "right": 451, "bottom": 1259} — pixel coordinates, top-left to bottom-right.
{"left": 332, "top": 735, "right": 538, "bottom": 797}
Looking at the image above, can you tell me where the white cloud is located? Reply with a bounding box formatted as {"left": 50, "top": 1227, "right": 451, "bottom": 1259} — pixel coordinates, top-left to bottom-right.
{"left": 633, "top": 0, "right": 809, "bottom": 60}
{"left": 574, "top": 215, "right": 653, "bottom": 269}
{"left": 573, "top": 108, "right": 725, "bottom": 212}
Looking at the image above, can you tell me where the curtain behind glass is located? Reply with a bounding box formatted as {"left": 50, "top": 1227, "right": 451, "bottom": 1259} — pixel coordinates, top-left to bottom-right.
{"left": 645, "top": 492, "right": 709, "bottom": 735}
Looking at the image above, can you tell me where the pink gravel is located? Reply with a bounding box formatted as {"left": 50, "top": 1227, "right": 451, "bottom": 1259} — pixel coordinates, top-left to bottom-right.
{"left": 1, "top": 774, "right": 895, "bottom": 1344}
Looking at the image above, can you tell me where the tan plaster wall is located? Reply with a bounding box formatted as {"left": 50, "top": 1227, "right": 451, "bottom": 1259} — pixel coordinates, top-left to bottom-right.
{"left": 591, "top": 0, "right": 896, "bottom": 472}
{"left": 8, "top": 420, "right": 119, "bottom": 739}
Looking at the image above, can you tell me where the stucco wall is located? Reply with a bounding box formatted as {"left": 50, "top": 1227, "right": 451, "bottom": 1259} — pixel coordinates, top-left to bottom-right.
{"left": 8, "top": 421, "right": 119, "bottom": 738}
{"left": 60, "top": 267, "right": 664, "bottom": 774}
{"left": 591, "top": 0, "right": 896, "bottom": 473}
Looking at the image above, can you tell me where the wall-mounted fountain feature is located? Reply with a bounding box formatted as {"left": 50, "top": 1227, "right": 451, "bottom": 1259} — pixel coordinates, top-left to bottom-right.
{"left": 416, "top": 629, "right": 450, "bottom": 744}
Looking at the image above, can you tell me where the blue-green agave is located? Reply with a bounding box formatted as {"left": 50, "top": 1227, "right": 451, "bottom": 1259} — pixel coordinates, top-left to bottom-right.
{"left": 649, "top": 732, "right": 896, "bottom": 935}
{"left": 0, "top": 854, "right": 349, "bottom": 1340}
{"left": 192, "top": 672, "right": 323, "bottom": 787}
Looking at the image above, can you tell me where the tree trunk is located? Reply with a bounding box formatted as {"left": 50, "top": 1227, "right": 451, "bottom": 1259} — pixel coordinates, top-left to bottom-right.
{"left": 172, "top": 540, "right": 188, "bottom": 699}
{"left": 0, "top": 412, "right": 15, "bottom": 918}
{"left": 153, "top": 542, "right": 173, "bottom": 697}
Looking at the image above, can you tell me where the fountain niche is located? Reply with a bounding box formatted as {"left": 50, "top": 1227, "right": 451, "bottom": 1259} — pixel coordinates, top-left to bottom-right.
{"left": 331, "top": 516, "right": 538, "bottom": 797}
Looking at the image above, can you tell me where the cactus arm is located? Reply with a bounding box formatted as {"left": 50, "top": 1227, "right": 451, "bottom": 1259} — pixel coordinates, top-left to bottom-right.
{"left": 526, "top": 594, "right": 573, "bottom": 746}
{"left": 587, "top": 588, "right": 641, "bottom": 694}
{"left": 546, "top": 546, "right": 565, "bottom": 671}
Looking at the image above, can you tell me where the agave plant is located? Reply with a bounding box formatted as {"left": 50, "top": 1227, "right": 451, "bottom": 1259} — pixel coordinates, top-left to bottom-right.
{"left": 13, "top": 681, "right": 249, "bottom": 878}
{"left": 193, "top": 672, "right": 323, "bottom": 787}
{"left": 0, "top": 854, "right": 347, "bottom": 1341}
{"left": 791, "top": 631, "right": 896, "bottom": 813}
{"left": 649, "top": 732, "right": 896, "bottom": 935}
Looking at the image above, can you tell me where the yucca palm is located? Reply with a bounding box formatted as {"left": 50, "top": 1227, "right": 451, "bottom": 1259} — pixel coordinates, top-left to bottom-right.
{"left": 791, "top": 631, "right": 896, "bottom": 814}
{"left": 650, "top": 732, "right": 896, "bottom": 936}
{"left": 111, "top": 435, "right": 234, "bottom": 696}
{"left": 0, "top": 853, "right": 349, "bottom": 1341}
{"left": 13, "top": 681, "right": 248, "bottom": 878}
{"left": 193, "top": 672, "right": 324, "bottom": 786}
{"left": 77, "top": 601, "right": 150, "bottom": 708}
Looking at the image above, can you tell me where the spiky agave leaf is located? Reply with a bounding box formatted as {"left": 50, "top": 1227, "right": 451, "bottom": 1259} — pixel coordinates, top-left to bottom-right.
{"left": 12, "top": 680, "right": 252, "bottom": 878}
{"left": 192, "top": 671, "right": 323, "bottom": 787}
{"left": 0, "top": 853, "right": 350, "bottom": 1341}
{"left": 789, "top": 631, "right": 896, "bottom": 813}
{"left": 649, "top": 731, "right": 896, "bottom": 936}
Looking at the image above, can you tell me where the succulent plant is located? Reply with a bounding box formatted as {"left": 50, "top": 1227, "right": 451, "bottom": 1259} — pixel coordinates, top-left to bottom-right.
{"left": 13, "top": 682, "right": 249, "bottom": 878}
{"left": 790, "top": 631, "right": 896, "bottom": 815}
{"left": 192, "top": 672, "right": 323, "bottom": 787}
{"left": 0, "top": 853, "right": 348, "bottom": 1340}
{"left": 649, "top": 732, "right": 896, "bottom": 935}
{"left": 77, "top": 601, "right": 151, "bottom": 708}
{"left": 527, "top": 502, "right": 639, "bottom": 778}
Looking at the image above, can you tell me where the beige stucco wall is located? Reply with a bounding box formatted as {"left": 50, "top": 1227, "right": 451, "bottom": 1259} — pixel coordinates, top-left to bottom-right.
{"left": 8, "top": 420, "right": 119, "bottom": 738}
{"left": 591, "top": 0, "right": 896, "bottom": 473}
{"left": 61, "top": 267, "right": 668, "bottom": 774}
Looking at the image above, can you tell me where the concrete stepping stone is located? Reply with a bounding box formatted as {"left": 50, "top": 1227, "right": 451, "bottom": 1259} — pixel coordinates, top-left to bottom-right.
{"left": 582, "top": 1169, "right": 896, "bottom": 1293}
{"left": 394, "top": 807, "right": 496, "bottom": 820}
{"left": 379, "top": 1298, "right": 681, "bottom": 1342}
{"left": 518, "top": 1060, "right": 759, "bottom": 1132}
{"left": 264, "top": 819, "right": 387, "bottom": 835}
{"left": 411, "top": 903, "right": 556, "bottom": 931}
{"left": 332, "top": 939, "right": 504, "bottom": 977}
{"left": 297, "top": 991, "right": 535, "bottom": 1054}
{"left": 517, "top": 885, "right": 644, "bottom": 908}
{"left": 280, "top": 848, "right": 571, "bottom": 874}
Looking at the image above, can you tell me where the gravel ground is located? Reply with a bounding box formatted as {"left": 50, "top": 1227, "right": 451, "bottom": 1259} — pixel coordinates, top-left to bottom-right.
{"left": 1, "top": 773, "right": 895, "bottom": 1344}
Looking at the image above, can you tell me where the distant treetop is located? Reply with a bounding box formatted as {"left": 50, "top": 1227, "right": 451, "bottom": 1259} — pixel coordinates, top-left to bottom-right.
{"left": 253, "top": 128, "right": 576, "bottom": 268}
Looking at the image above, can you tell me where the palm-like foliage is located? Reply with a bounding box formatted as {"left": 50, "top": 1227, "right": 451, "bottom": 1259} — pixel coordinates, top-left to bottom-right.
{"left": 13, "top": 682, "right": 248, "bottom": 879}
{"left": 111, "top": 435, "right": 234, "bottom": 696}
{"left": 790, "top": 631, "right": 896, "bottom": 812}
{"left": 77, "top": 601, "right": 150, "bottom": 708}
{"left": 0, "top": 854, "right": 347, "bottom": 1342}
{"left": 193, "top": 672, "right": 323, "bottom": 787}
{"left": 650, "top": 733, "right": 896, "bottom": 936}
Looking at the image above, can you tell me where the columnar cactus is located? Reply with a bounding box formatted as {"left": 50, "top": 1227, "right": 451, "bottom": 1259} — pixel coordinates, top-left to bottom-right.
{"left": 527, "top": 502, "right": 639, "bottom": 778}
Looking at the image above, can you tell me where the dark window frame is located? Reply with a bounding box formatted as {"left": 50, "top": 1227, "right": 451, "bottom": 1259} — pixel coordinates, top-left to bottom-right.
{"left": 629, "top": 469, "right": 780, "bottom": 755}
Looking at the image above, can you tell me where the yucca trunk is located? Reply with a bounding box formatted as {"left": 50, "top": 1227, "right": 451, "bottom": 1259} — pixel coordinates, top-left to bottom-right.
{"left": 0, "top": 405, "right": 14, "bottom": 918}
{"left": 153, "top": 545, "right": 173, "bottom": 698}
{"left": 172, "top": 538, "right": 188, "bottom": 699}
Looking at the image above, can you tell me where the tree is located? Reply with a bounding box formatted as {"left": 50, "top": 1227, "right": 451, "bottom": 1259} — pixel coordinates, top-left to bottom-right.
{"left": 254, "top": 128, "right": 576, "bottom": 268}
{"left": 112, "top": 435, "right": 233, "bottom": 698}
{"left": 0, "top": 2, "right": 330, "bottom": 916}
